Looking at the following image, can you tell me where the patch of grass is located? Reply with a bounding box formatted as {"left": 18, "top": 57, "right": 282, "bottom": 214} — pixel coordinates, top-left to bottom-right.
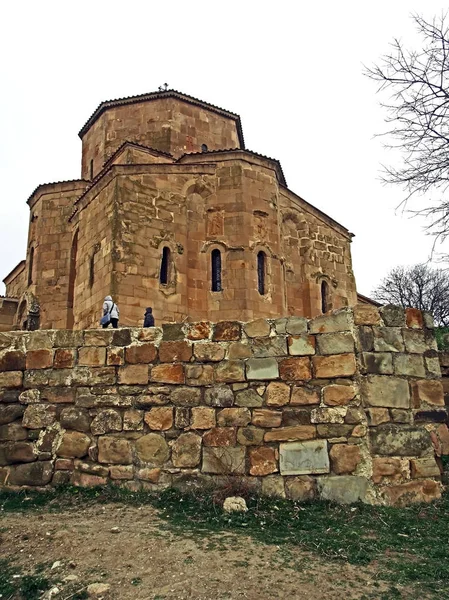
{"left": 434, "top": 326, "right": 449, "bottom": 350}
{"left": 0, "top": 559, "right": 52, "bottom": 600}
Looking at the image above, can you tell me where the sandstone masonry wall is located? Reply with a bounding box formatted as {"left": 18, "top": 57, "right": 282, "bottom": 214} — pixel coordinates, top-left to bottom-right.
{"left": 0, "top": 306, "right": 446, "bottom": 505}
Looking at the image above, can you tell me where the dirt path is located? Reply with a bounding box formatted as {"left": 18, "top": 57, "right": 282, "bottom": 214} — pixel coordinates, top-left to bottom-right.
{"left": 0, "top": 503, "right": 392, "bottom": 599}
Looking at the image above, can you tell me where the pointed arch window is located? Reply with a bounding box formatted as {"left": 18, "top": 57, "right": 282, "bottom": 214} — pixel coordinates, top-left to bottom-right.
{"left": 28, "top": 247, "right": 35, "bottom": 286}
{"left": 321, "top": 280, "right": 329, "bottom": 314}
{"left": 257, "top": 251, "right": 267, "bottom": 295}
{"left": 211, "top": 249, "right": 222, "bottom": 292}
{"left": 160, "top": 246, "right": 171, "bottom": 285}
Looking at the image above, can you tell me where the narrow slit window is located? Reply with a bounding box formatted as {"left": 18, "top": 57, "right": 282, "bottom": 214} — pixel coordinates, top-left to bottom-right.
{"left": 160, "top": 246, "right": 170, "bottom": 285}
{"left": 257, "top": 251, "right": 266, "bottom": 295}
{"left": 211, "top": 249, "right": 222, "bottom": 292}
{"left": 28, "top": 247, "right": 34, "bottom": 286}
{"left": 90, "top": 159, "right": 94, "bottom": 180}
{"left": 321, "top": 280, "right": 329, "bottom": 314}
{"left": 89, "top": 253, "right": 95, "bottom": 288}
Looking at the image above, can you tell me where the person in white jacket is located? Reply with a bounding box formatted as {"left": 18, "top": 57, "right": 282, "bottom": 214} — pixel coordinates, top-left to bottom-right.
{"left": 102, "top": 296, "right": 120, "bottom": 329}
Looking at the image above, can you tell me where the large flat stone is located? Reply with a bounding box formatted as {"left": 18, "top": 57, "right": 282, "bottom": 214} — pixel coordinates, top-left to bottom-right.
{"left": 361, "top": 375, "right": 410, "bottom": 408}
{"left": 246, "top": 358, "right": 279, "bottom": 380}
{"left": 202, "top": 447, "right": 246, "bottom": 474}
{"left": 280, "top": 440, "right": 329, "bottom": 475}
{"left": 369, "top": 424, "right": 433, "bottom": 456}
{"left": 318, "top": 476, "right": 368, "bottom": 503}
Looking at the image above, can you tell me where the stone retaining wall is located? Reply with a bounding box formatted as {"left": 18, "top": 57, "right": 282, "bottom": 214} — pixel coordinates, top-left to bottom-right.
{"left": 0, "top": 306, "right": 447, "bottom": 505}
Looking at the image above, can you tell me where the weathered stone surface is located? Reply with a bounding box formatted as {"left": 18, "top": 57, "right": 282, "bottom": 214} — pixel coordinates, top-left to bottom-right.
{"left": 203, "top": 427, "right": 236, "bottom": 446}
{"left": 284, "top": 317, "right": 307, "bottom": 335}
{"left": 317, "top": 424, "right": 353, "bottom": 438}
{"left": 406, "top": 308, "right": 424, "bottom": 329}
{"left": 235, "top": 388, "right": 263, "bottom": 407}
{"left": 109, "top": 465, "right": 134, "bottom": 480}
{"left": 290, "top": 386, "right": 320, "bottom": 405}
{"left": 223, "top": 496, "right": 248, "bottom": 513}
{"left": 265, "top": 381, "right": 290, "bottom": 406}
{"left": 91, "top": 409, "right": 122, "bottom": 435}
{"left": 118, "top": 365, "right": 149, "bottom": 385}
{"left": 174, "top": 407, "right": 190, "bottom": 429}
{"left": 8, "top": 461, "right": 53, "bottom": 486}
{"left": 410, "top": 457, "right": 440, "bottom": 478}
{"left": 144, "top": 407, "right": 173, "bottom": 430}
{"left": 98, "top": 437, "right": 133, "bottom": 464}
{"left": 249, "top": 446, "right": 278, "bottom": 475}
{"left": 312, "top": 354, "right": 356, "bottom": 378}
{"left": 373, "top": 327, "right": 404, "bottom": 352}
{"left": 187, "top": 321, "right": 211, "bottom": 341}
{"left": 316, "top": 332, "right": 354, "bottom": 355}
{"left": 311, "top": 407, "right": 347, "bottom": 424}
{"left": 112, "top": 329, "right": 132, "bottom": 346}
{"left": 426, "top": 356, "right": 441, "bottom": 377}
{"left": 107, "top": 347, "right": 125, "bottom": 366}
{"left": 251, "top": 337, "right": 287, "bottom": 358}
{"left": 279, "top": 358, "right": 311, "bottom": 381}
{"left": 361, "top": 375, "right": 410, "bottom": 408}
{"left": 228, "top": 342, "right": 252, "bottom": 359}
{"left": 362, "top": 352, "right": 393, "bottom": 375}
{"left": 83, "top": 330, "right": 112, "bottom": 347}
{"left": 0, "top": 371, "right": 23, "bottom": 388}
{"left": 161, "top": 323, "right": 184, "bottom": 341}
{"left": 329, "top": 444, "right": 361, "bottom": 474}
{"left": 213, "top": 322, "right": 241, "bottom": 341}
{"left": 411, "top": 380, "right": 444, "bottom": 407}
{"left": 403, "top": 329, "right": 431, "bottom": 354}
{"left": 159, "top": 341, "right": 192, "bottom": 363}
{"left": 215, "top": 360, "right": 245, "bottom": 383}
{"left": 191, "top": 407, "right": 215, "bottom": 429}
{"left": 353, "top": 304, "right": 381, "bottom": 326}
{"left": 78, "top": 347, "right": 106, "bottom": 367}
{"left": 135, "top": 433, "right": 169, "bottom": 464}
{"left": 150, "top": 363, "right": 184, "bottom": 384}
{"left": 26, "top": 349, "right": 54, "bottom": 370}
{"left": 0, "top": 404, "right": 24, "bottom": 425}
{"left": 282, "top": 408, "right": 311, "bottom": 426}
{"left": 390, "top": 409, "right": 411, "bottom": 424}
{"left": 252, "top": 409, "right": 282, "bottom": 428}
{"left": 172, "top": 432, "right": 202, "bottom": 467}
{"left": 318, "top": 476, "right": 368, "bottom": 503}
{"left": 382, "top": 480, "right": 441, "bottom": 506}
{"left": 367, "top": 408, "right": 390, "bottom": 426}
{"left": 185, "top": 364, "right": 214, "bottom": 386}
{"left": 431, "top": 424, "right": 449, "bottom": 456}
{"left": 202, "top": 447, "right": 246, "bottom": 474}
{"left": 345, "top": 408, "right": 364, "bottom": 425}
{"left": 0, "top": 422, "right": 27, "bottom": 441}
{"left": 193, "top": 342, "right": 225, "bottom": 362}
{"left": 0, "top": 442, "right": 36, "bottom": 465}
{"left": 287, "top": 335, "right": 315, "bottom": 356}
{"left": 170, "top": 386, "right": 202, "bottom": 407}
{"left": 43, "top": 387, "right": 75, "bottom": 404}
{"left": 237, "top": 426, "right": 265, "bottom": 445}
{"left": 53, "top": 348, "right": 76, "bottom": 369}
{"left": 86, "top": 583, "right": 111, "bottom": 597}
{"left": 23, "top": 404, "right": 57, "bottom": 429}
{"left": 310, "top": 310, "right": 351, "bottom": 334}
{"left": 0, "top": 350, "right": 26, "bottom": 372}
{"left": 323, "top": 384, "right": 355, "bottom": 406}
{"left": 357, "top": 326, "right": 374, "bottom": 352}
{"left": 137, "top": 467, "right": 161, "bottom": 482}
{"left": 205, "top": 385, "right": 234, "bottom": 407}
{"left": 246, "top": 358, "right": 279, "bottom": 380}
{"left": 372, "top": 457, "right": 405, "bottom": 484}
{"left": 280, "top": 440, "right": 329, "bottom": 475}
{"left": 394, "top": 354, "right": 425, "bottom": 377}
{"left": 369, "top": 425, "right": 432, "bottom": 456}
{"left": 380, "top": 305, "right": 406, "bottom": 327}
{"left": 123, "top": 409, "right": 143, "bottom": 431}
{"left": 56, "top": 431, "right": 91, "bottom": 458}
{"left": 265, "top": 426, "right": 316, "bottom": 442}
{"left": 125, "top": 344, "right": 157, "bottom": 364}
{"left": 217, "top": 408, "right": 251, "bottom": 427}
{"left": 244, "top": 319, "right": 271, "bottom": 338}
{"left": 261, "top": 475, "right": 286, "bottom": 497}
{"left": 60, "top": 407, "right": 91, "bottom": 432}
{"left": 71, "top": 472, "right": 107, "bottom": 487}
{"left": 285, "top": 476, "right": 316, "bottom": 501}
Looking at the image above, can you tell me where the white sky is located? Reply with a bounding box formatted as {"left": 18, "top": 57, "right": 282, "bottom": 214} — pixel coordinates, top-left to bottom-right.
{"left": 1, "top": 0, "right": 447, "bottom": 298}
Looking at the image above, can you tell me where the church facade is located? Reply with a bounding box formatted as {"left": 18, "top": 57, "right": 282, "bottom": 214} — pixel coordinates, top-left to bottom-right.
{"left": 1, "top": 90, "right": 358, "bottom": 330}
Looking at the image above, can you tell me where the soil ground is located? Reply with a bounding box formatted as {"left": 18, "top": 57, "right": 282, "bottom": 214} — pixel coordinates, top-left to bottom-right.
{"left": 0, "top": 502, "right": 396, "bottom": 600}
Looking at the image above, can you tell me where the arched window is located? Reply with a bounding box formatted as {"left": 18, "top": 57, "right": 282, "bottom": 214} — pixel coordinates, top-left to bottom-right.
{"left": 321, "top": 280, "right": 329, "bottom": 314}
{"left": 257, "top": 251, "right": 266, "bottom": 295}
{"left": 201, "top": 144, "right": 208, "bottom": 153}
{"left": 211, "top": 249, "right": 222, "bottom": 292}
{"left": 160, "top": 246, "right": 171, "bottom": 285}
{"left": 28, "top": 247, "right": 34, "bottom": 286}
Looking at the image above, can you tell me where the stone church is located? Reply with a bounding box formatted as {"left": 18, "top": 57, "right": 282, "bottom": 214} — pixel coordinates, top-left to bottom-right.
{"left": 0, "top": 89, "right": 360, "bottom": 331}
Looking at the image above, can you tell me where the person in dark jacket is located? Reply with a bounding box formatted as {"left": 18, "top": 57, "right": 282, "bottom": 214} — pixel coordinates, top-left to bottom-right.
{"left": 143, "top": 307, "right": 155, "bottom": 327}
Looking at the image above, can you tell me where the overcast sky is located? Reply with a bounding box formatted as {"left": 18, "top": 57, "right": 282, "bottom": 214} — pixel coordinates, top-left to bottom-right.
{"left": 1, "top": 0, "right": 447, "bottom": 298}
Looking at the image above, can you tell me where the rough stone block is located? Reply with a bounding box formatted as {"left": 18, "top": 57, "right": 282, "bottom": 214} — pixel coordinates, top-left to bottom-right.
{"left": 191, "top": 407, "right": 215, "bottom": 429}
{"left": 193, "top": 342, "right": 225, "bottom": 362}
{"left": 369, "top": 424, "right": 432, "bottom": 456}
{"left": 252, "top": 409, "right": 282, "bottom": 428}
{"left": 316, "top": 332, "right": 354, "bottom": 355}
{"left": 372, "top": 457, "right": 405, "bottom": 484}
{"left": 237, "top": 426, "right": 265, "bottom": 445}
{"left": 361, "top": 375, "right": 410, "bottom": 408}
{"left": 109, "top": 465, "right": 134, "bottom": 480}
{"left": 98, "top": 437, "right": 133, "bottom": 464}
{"left": 391, "top": 409, "right": 411, "bottom": 424}
{"left": 286, "top": 317, "right": 308, "bottom": 335}
{"left": 23, "top": 404, "right": 57, "bottom": 429}
{"left": 112, "top": 329, "right": 132, "bottom": 346}
{"left": 171, "top": 432, "right": 202, "bottom": 468}
{"left": 174, "top": 407, "right": 190, "bottom": 429}
{"left": 403, "top": 329, "right": 430, "bottom": 354}
{"left": 83, "top": 330, "right": 113, "bottom": 347}
{"left": 323, "top": 384, "right": 355, "bottom": 406}
{"left": 357, "top": 327, "right": 374, "bottom": 352}
{"left": 380, "top": 305, "right": 406, "bottom": 327}
{"left": 0, "top": 442, "right": 36, "bottom": 465}
{"left": 246, "top": 358, "right": 279, "bottom": 380}
{"left": 265, "top": 425, "right": 316, "bottom": 442}
{"left": 309, "top": 310, "right": 351, "bottom": 334}
{"left": 213, "top": 321, "right": 241, "bottom": 341}
{"left": 107, "top": 347, "right": 125, "bottom": 366}
{"left": 8, "top": 461, "right": 53, "bottom": 486}
{"left": 373, "top": 327, "right": 404, "bottom": 352}
{"left": 312, "top": 354, "right": 356, "bottom": 378}
{"left": 91, "top": 409, "right": 122, "bottom": 435}
{"left": 410, "top": 457, "right": 440, "bottom": 478}
{"left": 411, "top": 380, "right": 444, "bottom": 407}
{"left": 244, "top": 319, "right": 271, "bottom": 338}
{"left": 186, "top": 322, "right": 211, "bottom": 341}
{"left": 265, "top": 381, "right": 290, "bottom": 406}
{"left": 53, "top": 348, "right": 76, "bottom": 369}
{"left": 144, "top": 407, "right": 173, "bottom": 430}
{"left": 393, "top": 354, "right": 425, "bottom": 377}
{"left": 162, "top": 323, "right": 184, "bottom": 341}
{"left": 118, "top": 364, "right": 149, "bottom": 385}
{"left": 329, "top": 443, "right": 361, "bottom": 474}
{"left": 353, "top": 304, "right": 381, "bottom": 325}
{"left": 235, "top": 388, "right": 263, "bottom": 407}
{"left": 0, "top": 422, "right": 28, "bottom": 441}
{"left": 362, "top": 353, "right": 393, "bottom": 375}
{"left": 367, "top": 408, "right": 390, "bottom": 426}
{"left": 202, "top": 447, "right": 246, "bottom": 474}
{"left": 285, "top": 476, "right": 316, "bottom": 501}
{"left": 318, "top": 476, "right": 368, "bottom": 503}
{"left": 150, "top": 363, "right": 185, "bottom": 384}
{"left": 78, "top": 347, "right": 106, "bottom": 367}
{"left": 261, "top": 474, "right": 286, "bottom": 497}
{"left": 135, "top": 433, "right": 169, "bottom": 464}
{"left": 287, "top": 335, "right": 315, "bottom": 356}
{"left": 251, "top": 337, "right": 287, "bottom": 358}
{"left": 0, "top": 404, "right": 24, "bottom": 425}
{"left": 249, "top": 446, "right": 278, "bottom": 476}
{"left": 185, "top": 364, "right": 214, "bottom": 386}
{"left": 281, "top": 408, "right": 311, "bottom": 426}
{"left": 203, "top": 427, "right": 236, "bottom": 446}
{"left": 56, "top": 431, "right": 91, "bottom": 458}
{"left": 0, "top": 350, "right": 26, "bottom": 371}
{"left": 290, "top": 386, "right": 320, "bottom": 405}
{"left": 279, "top": 440, "right": 329, "bottom": 475}
{"left": 125, "top": 344, "right": 157, "bottom": 364}
{"left": 217, "top": 408, "right": 251, "bottom": 427}
{"left": 381, "top": 480, "right": 441, "bottom": 506}
{"left": 406, "top": 308, "right": 424, "bottom": 329}
{"left": 60, "top": 407, "right": 91, "bottom": 432}
{"left": 159, "top": 341, "right": 192, "bottom": 363}
{"left": 279, "top": 357, "right": 311, "bottom": 381}
{"left": 170, "top": 387, "right": 201, "bottom": 407}
{"left": 311, "top": 407, "right": 347, "bottom": 424}
{"left": 228, "top": 342, "right": 251, "bottom": 359}
{"left": 205, "top": 385, "right": 234, "bottom": 407}
{"left": 215, "top": 360, "right": 245, "bottom": 383}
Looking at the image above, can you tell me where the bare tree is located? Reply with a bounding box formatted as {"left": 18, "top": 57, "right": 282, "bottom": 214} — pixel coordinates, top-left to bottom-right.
{"left": 365, "top": 14, "right": 449, "bottom": 241}
{"left": 373, "top": 264, "right": 449, "bottom": 325}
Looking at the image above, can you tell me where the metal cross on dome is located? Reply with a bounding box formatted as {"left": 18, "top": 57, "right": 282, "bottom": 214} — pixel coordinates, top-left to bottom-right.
{"left": 158, "top": 83, "right": 169, "bottom": 92}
